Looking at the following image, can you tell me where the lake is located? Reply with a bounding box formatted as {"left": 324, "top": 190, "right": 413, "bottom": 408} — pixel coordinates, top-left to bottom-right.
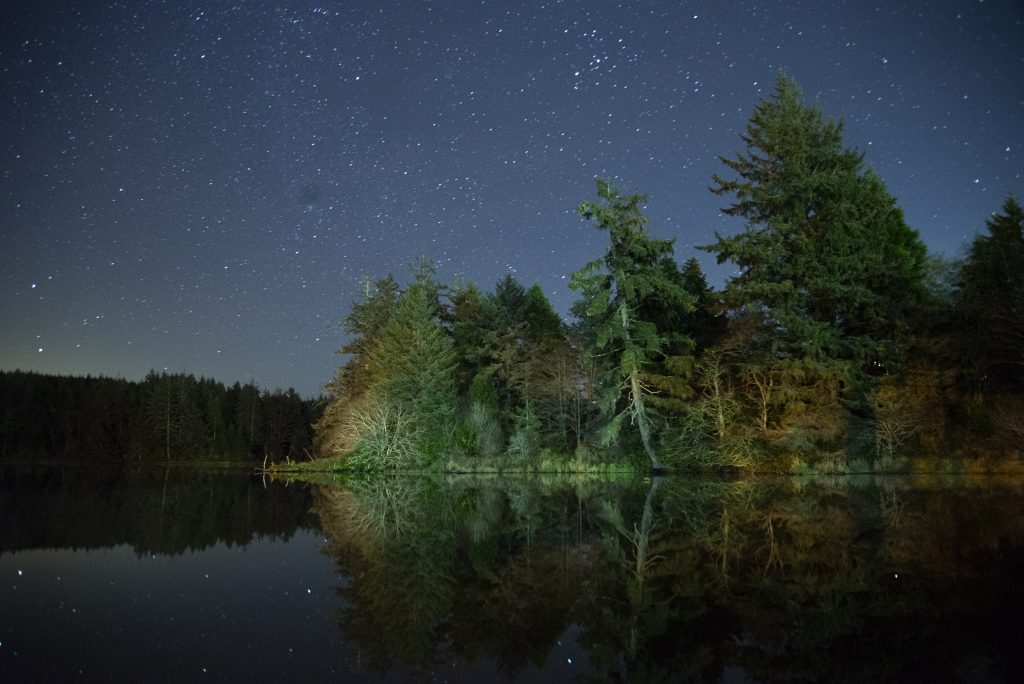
{"left": 2, "top": 466, "right": 1022, "bottom": 682}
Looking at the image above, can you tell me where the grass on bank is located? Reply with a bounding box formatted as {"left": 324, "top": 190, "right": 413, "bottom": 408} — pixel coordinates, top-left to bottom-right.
{"left": 268, "top": 452, "right": 641, "bottom": 477}
{"left": 266, "top": 444, "right": 1024, "bottom": 482}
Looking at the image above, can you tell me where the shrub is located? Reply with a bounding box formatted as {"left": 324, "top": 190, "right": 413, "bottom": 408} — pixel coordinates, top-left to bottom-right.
{"left": 345, "top": 399, "right": 421, "bottom": 470}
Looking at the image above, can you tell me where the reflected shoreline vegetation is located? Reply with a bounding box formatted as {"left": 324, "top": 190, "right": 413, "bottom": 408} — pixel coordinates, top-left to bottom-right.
{"left": 4, "top": 467, "right": 1022, "bottom": 681}
{"left": 0, "top": 465, "right": 316, "bottom": 555}
{"left": 292, "top": 472, "right": 1024, "bottom": 681}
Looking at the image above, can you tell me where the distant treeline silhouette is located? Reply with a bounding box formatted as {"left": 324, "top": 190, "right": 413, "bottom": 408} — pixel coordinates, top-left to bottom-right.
{"left": 0, "top": 369, "right": 322, "bottom": 462}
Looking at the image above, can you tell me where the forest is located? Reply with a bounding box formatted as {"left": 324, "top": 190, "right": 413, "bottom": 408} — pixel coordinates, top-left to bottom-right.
{"left": 0, "top": 369, "right": 320, "bottom": 463}
{"left": 313, "top": 73, "right": 1023, "bottom": 474}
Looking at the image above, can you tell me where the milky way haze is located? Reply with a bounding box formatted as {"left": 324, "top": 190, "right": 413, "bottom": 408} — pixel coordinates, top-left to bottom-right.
{"left": 2, "top": 1, "right": 1021, "bottom": 396}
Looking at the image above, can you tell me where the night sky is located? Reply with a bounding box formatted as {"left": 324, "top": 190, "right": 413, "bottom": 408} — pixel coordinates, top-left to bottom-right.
{"left": 2, "top": 1, "right": 1021, "bottom": 397}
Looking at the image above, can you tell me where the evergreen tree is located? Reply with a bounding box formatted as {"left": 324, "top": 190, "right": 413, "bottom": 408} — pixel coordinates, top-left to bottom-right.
{"left": 368, "top": 265, "right": 458, "bottom": 460}
{"left": 449, "top": 279, "right": 488, "bottom": 392}
{"left": 956, "top": 197, "right": 1024, "bottom": 390}
{"left": 478, "top": 274, "right": 552, "bottom": 429}
{"left": 490, "top": 274, "right": 529, "bottom": 331}
{"left": 235, "top": 381, "right": 263, "bottom": 457}
{"left": 316, "top": 263, "right": 458, "bottom": 466}
{"left": 678, "top": 257, "right": 723, "bottom": 351}
{"left": 339, "top": 274, "right": 402, "bottom": 393}
{"left": 523, "top": 283, "right": 564, "bottom": 342}
{"left": 316, "top": 275, "right": 400, "bottom": 457}
{"left": 572, "top": 179, "right": 695, "bottom": 469}
{"left": 705, "top": 72, "right": 926, "bottom": 377}
{"left": 704, "top": 72, "right": 929, "bottom": 387}
{"left": 0, "top": 370, "right": 317, "bottom": 463}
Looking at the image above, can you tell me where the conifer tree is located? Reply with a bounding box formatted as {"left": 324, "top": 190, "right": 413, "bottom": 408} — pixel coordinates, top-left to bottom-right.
{"left": 572, "top": 179, "right": 695, "bottom": 469}
{"left": 705, "top": 72, "right": 926, "bottom": 378}
{"left": 957, "top": 197, "right": 1024, "bottom": 390}
{"left": 317, "top": 264, "right": 457, "bottom": 466}
{"left": 366, "top": 263, "right": 458, "bottom": 460}
{"left": 449, "top": 279, "right": 488, "bottom": 391}
{"left": 370, "top": 277, "right": 457, "bottom": 430}
{"left": 523, "top": 283, "right": 564, "bottom": 342}
{"left": 316, "top": 275, "right": 400, "bottom": 458}
{"left": 235, "top": 381, "right": 263, "bottom": 457}
{"left": 678, "top": 257, "right": 723, "bottom": 352}
{"left": 491, "top": 274, "right": 529, "bottom": 331}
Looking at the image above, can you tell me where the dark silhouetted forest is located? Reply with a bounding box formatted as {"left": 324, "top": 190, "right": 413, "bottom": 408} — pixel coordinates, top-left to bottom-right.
{"left": 0, "top": 370, "right": 321, "bottom": 463}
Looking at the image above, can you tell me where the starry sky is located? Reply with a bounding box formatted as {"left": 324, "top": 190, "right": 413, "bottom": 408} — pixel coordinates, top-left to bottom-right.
{"left": 2, "top": 1, "right": 1022, "bottom": 397}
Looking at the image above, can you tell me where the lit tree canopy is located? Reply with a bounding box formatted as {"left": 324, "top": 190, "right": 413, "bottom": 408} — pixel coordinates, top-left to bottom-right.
{"left": 705, "top": 72, "right": 927, "bottom": 375}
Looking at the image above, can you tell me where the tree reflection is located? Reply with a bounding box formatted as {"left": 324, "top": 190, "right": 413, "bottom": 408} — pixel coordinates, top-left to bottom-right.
{"left": 313, "top": 477, "right": 456, "bottom": 673}
{"left": 0, "top": 465, "right": 314, "bottom": 554}
{"left": 310, "top": 473, "right": 1024, "bottom": 682}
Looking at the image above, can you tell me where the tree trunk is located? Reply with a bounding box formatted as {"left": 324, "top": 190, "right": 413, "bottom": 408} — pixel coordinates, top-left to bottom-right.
{"left": 620, "top": 303, "right": 663, "bottom": 471}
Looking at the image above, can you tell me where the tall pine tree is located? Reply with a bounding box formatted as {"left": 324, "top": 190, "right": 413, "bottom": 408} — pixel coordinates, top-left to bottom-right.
{"left": 369, "top": 268, "right": 458, "bottom": 442}
{"left": 705, "top": 72, "right": 926, "bottom": 378}
{"left": 572, "top": 179, "right": 695, "bottom": 469}
{"left": 956, "top": 197, "right": 1024, "bottom": 390}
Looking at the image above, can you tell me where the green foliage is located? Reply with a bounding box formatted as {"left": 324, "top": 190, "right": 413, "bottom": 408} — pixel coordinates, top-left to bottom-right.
{"left": 679, "top": 257, "right": 725, "bottom": 351}
{"left": 955, "top": 196, "right": 1024, "bottom": 390}
{"left": 144, "top": 370, "right": 202, "bottom": 460}
{"left": 370, "top": 280, "right": 457, "bottom": 428}
{"left": 523, "top": 283, "right": 564, "bottom": 341}
{"left": 234, "top": 381, "right": 263, "bottom": 456}
{"left": 705, "top": 72, "right": 926, "bottom": 377}
{"left": 316, "top": 275, "right": 402, "bottom": 457}
{"left": 507, "top": 401, "right": 542, "bottom": 466}
{"left": 306, "top": 81, "right": 1022, "bottom": 471}
{"left": 466, "top": 401, "right": 504, "bottom": 460}
{"left": 491, "top": 273, "right": 529, "bottom": 329}
{"left": 572, "top": 179, "right": 697, "bottom": 469}
{"left": 318, "top": 260, "right": 459, "bottom": 468}
{"left": 340, "top": 274, "right": 402, "bottom": 393}
{"left": 448, "top": 279, "right": 488, "bottom": 391}
{"left": 465, "top": 372, "right": 505, "bottom": 459}
{"left": 343, "top": 399, "right": 423, "bottom": 470}
{"left": 467, "top": 370, "right": 501, "bottom": 412}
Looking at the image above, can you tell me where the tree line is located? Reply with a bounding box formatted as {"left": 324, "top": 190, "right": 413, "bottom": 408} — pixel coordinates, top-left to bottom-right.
{"left": 0, "top": 369, "right": 321, "bottom": 462}
{"left": 317, "top": 72, "right": 1023, "bottom": 472}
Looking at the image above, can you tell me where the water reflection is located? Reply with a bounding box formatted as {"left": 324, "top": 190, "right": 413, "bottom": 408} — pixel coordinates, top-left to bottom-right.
{"left": 0, "top": 465, "right": 315, "bottom": 554}
{"left": 312, "top": 474, "right": 1024, "bottom": 682}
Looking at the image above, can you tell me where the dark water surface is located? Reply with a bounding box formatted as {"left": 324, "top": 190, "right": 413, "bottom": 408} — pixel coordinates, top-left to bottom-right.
{"left": 2, "top": 467, "right": 1023, "bottom": 682}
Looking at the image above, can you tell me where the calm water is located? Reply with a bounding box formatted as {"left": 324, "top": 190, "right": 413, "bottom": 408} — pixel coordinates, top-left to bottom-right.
{"left": 2, "top": 466, "right": 1023, "bottom": 682}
